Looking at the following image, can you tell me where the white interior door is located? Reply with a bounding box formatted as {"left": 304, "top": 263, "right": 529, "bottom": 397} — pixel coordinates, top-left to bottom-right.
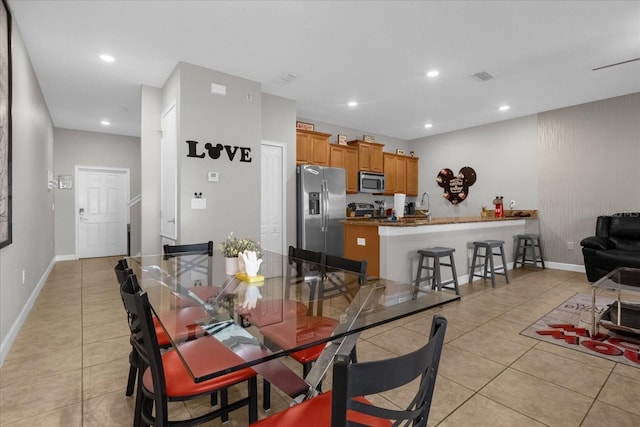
{"left": 261, "top": 142, "right": 286, "bottom": 254}
{"left": 77, "top": 167, "right": 129, "bottom": 258}
{"left": 161, "top": 104, "right": 178, "bottom": 241}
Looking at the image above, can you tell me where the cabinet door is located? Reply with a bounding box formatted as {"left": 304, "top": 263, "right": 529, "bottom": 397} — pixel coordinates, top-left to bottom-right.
{"left": 406, "top": 157, "right": 419, "bottom": 196}
{"left": 383, "top": 153, "right": 396, "bottom": 195}
{"left": 296, "top": 132, "right": 311, "bottom": 164}
{"left": 395, "top": 156, "right": 407, "bottom": 194}
{"left": 311, "top": 134, "right": 329, "bottom": 165}
{"left": 329, "top": 144, "right": 346, "bottom": 168}
{"left": 358, "top": 143, "right": 372, "bottom": 171}
{"left": 345, "top": 147, "right": 359, "bottom": 193}
{"left": 370, "top": 144, "right": 384, "bottom": 172}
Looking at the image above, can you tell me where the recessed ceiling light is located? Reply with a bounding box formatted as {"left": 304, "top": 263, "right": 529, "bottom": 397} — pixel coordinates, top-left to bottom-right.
{"left": 426, "top": 70, "right": 439, "bottom": 78}
{"left": 424, "top": 123, "right": 433, "bottom": 128}
{"left": 499, "top": 105, "right": 510, "bottom": 111}
{"left": 100, "top": 120, "right": 111, "bottom": 126}
{"left": 348, "top": 101, "right": 358, "bottom": 107}
{"left": 100, "top": 54, "right": 115, "bottom": 63}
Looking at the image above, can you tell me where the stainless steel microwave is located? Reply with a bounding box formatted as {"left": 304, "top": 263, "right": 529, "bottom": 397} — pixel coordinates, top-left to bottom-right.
{"left": 359, "top": 171, "right": 385, "bottom": 193}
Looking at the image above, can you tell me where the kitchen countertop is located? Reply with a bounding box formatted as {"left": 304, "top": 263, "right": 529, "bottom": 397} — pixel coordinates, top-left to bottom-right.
{"left": 343, "top": 214, "right": 538, "bottom": 227}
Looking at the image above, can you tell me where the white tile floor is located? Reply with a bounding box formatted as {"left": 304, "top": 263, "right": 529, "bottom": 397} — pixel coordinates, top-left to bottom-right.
{"left": 1, "top": 257, "right": 639, "bottom": 426}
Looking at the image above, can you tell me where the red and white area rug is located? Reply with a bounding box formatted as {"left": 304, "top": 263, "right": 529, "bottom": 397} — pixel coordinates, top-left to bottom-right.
{"left": 521, "top": 293, "right": 640, "bottom": 368}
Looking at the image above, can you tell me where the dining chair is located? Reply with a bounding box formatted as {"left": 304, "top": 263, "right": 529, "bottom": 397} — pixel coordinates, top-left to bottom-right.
{"left": 163, "top": 241, "right": 219, "bottom": 307}
{"left": 258, "top": 247, "right": 361, "bottom": 410}
{"left": 250, "top": 315, "right": 448, "bottom": 427}
{"left": 114, "top": 260, "right": 209, "bottom": 397}
{"left": 316, "top": 254, "right": 368, "bottom": 315}
{"left": 120, "top": 274, "right": 258, "bottom": 426}
{"left": 235, "top": 246, "right": 317, "bottom": 328}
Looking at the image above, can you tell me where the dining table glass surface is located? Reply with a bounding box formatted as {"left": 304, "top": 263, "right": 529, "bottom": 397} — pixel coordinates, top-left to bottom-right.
{"left": 126, "top": 251, "right": 460, "bottom": 399}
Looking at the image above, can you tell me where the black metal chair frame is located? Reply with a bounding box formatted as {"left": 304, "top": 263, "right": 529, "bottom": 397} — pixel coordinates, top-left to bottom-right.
{"left": 330, "top": 315, "right": 447, "bottom": 426}
{"left": 163, "top": 241, "right": 214, "bottom": 292}
{"left": 120, "top": 274, "right": 258, "bottom": 426}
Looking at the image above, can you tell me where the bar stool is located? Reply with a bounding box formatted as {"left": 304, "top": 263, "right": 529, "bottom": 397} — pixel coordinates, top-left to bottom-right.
{"left": 469, "top": 240, "right": 510, "bottom": 287}
{"left": 414, "top": 247, "right": 460, "bottom": 295}
{"left": 514, "top": 234, "right": 545, "bottom": 269}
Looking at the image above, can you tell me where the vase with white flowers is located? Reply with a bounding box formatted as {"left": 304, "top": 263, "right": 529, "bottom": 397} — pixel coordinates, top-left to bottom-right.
{"left": 218, "top": 233, "right": 262, "bottom": 275}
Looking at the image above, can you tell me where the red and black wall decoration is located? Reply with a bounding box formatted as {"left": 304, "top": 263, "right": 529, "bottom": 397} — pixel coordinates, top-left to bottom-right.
{"left": 436, "top": 166, "right": 476, "bottom": 205}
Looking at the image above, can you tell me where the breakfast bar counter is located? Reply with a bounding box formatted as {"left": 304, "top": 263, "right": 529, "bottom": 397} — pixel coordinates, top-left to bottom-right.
{"left": 343, "top": 214, "right": 540, "bottom": 285}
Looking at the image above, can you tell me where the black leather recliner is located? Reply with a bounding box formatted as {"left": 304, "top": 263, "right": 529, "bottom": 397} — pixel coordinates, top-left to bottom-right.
{"left": 581, "top": 213, "right": 640, "bottom": 282}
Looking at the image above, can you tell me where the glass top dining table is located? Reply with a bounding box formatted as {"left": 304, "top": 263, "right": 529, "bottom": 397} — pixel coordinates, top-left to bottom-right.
{"left": 126, "top": 250, "right": 460, "bottom": 401}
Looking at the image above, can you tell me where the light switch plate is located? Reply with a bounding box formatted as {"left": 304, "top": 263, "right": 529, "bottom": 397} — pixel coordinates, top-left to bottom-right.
{"left": 357, "top": 238, "right": 366, "bottom": 246}
{"left": 191, "top": 198, "right": 207, "bottom": 209}
{"left": 208, "top": 171, "right": 219, "bottom": 182}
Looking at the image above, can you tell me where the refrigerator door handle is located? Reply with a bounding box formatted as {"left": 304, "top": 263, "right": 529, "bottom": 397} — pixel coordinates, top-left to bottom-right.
{"left": 321, "top": 180, "right": 328, "bottom": 232}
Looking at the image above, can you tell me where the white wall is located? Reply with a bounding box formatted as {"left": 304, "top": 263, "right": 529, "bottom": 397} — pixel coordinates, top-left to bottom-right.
{"left": 140, "top": 85, "right": 163, "bottom": 255}
{"left": 177, "top": 63, "right": 262, "bottom": 245}
{"left": 409, "top": 115, "right": 539, "bottom": 217}
{"left": 262, "top": 93, "right": 297, "bottom": 249}
{"left": 538, "top": 92, "right": 640, "bottom": 265}
{"left": 0, "top": 20, "right": 55, "bottom": 364}
{"left": 53, "top": 128, "right": 140, "bottom": 257}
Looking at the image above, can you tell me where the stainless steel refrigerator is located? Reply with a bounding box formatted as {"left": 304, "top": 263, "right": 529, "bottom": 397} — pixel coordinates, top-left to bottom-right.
{"left": 297, "top": 165, "right": 346, "bottom": 256}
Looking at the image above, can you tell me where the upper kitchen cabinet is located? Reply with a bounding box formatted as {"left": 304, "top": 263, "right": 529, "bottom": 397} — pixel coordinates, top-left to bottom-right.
{"left": 406, "top": 156, "right": 419, "bottom": 197}
{"left": 382, "top": 153, "right": 419, "bottom": 196}
{"left": 296, "top": 129, "right": 331, "bottom": 166}
{"left": 330, "top": 144, "right": 359, "bottom": 193}
{"left": 382, "top": 153, "right": 406, "bottom": 195}
{"left": 347, "top": 140, "right": 384, "bottom": 172}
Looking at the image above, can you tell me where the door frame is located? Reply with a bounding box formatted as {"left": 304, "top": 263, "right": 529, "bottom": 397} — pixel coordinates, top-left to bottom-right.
{"left": 261, "top": 140, "right": 287, "bottom": 254}
{"left": 75, "top": 165, "right": 130, "bottom": 259}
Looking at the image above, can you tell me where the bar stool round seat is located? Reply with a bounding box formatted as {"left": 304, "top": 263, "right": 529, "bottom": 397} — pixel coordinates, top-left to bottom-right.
{"left": 414, "top": 247, "right": 460, "bottom": 295}
{"left": 469, "top": 240, "right": 510, "bottom": 287}
{"left": 514, "top": 234, "right": 545, "bottom": 269}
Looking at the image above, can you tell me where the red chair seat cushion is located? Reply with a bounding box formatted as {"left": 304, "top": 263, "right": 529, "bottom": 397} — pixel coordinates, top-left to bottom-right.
{"left": 236, "top": 299, "right": 308, "bottom": 327}
{"left": 143, "top": 337, "right": 256, "bottom": 398}
{"left": 259, "top": 315, "right": 338, "bottom": 364}
{"left": 153, "top": 306, "right": 209, "bottom": 347}
{"left": 249, "top": 392, "right": 391, "bottom": 427}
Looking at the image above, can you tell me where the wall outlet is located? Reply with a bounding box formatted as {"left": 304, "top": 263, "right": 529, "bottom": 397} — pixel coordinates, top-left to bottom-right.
{"left": 567, "top": 241, "right": 574, "bottom": 250}
{"left": 357, "top": 238, "right": 366, "bottom": 246}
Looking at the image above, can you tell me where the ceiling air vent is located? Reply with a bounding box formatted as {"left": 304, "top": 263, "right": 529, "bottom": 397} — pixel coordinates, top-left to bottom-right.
{"left": 472, "top": 71, "right": 494, "bottom": 82}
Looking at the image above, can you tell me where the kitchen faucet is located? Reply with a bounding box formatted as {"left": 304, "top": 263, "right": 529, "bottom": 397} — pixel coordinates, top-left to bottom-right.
{"left": 420, "top": 192, "right": 432, "bottom": 221}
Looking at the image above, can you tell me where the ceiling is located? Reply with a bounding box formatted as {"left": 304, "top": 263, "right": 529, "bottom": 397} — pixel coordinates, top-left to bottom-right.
{"left": 7, "top": 1, "right": 640, "bottom": 140}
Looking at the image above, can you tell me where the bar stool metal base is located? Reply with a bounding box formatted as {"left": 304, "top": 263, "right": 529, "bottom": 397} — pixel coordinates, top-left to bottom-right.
{"left": 514, "top": 234, "right": 545, "bottom": 269}
{"left": 469, "top": 240, "right": 510, "bottom": 287}
{"left": 414, "top": 247, "right": 460, "bottom": 296}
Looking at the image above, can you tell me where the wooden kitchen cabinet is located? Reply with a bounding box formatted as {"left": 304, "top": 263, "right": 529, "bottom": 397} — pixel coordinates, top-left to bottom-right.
{"left": 296, "top": 129, "right": 330, "bottom": 166}
{"left": 330, "top": 144, "right": 359, "bottom": 193}
{"left": 382, "top": 153, "right": 406, "bottom": 195}
{"left": 344, "top": 223, "right": 380, "bottom": 277}
{"left": 406, "top": 156, "right": 419, "bottom": 196}
{"left": 347, "top": 140, "right": 384, "bottom": 172}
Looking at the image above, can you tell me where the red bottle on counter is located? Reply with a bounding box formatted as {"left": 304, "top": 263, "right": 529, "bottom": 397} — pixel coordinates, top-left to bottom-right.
{"left": 493, "top": 196, "right": 504, "bottom": 218}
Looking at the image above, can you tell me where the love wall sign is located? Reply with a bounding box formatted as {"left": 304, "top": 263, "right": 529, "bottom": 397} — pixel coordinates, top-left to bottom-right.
{"left": 185, "top": 140, "right": 252, "bottom": 162}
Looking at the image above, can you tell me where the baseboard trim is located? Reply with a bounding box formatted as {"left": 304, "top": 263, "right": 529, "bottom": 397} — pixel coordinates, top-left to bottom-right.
{"left": 55, "top": 254, "right": 77, "bottom": 261}
{"left": 0, "top": 257, "right": 56, "bottom": 366}
{"left": 545, "top": 262, "right": 585, "bottom": 273}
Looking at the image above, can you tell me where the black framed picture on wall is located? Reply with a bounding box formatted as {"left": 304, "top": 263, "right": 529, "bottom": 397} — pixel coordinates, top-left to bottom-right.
{"left": 0, "top": 0, "right": 12, "bottom": 249}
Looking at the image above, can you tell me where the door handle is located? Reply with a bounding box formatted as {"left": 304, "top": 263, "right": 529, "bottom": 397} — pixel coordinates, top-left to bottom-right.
{"left": 168, "top": 218, "right": 176, "bottom": 224}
